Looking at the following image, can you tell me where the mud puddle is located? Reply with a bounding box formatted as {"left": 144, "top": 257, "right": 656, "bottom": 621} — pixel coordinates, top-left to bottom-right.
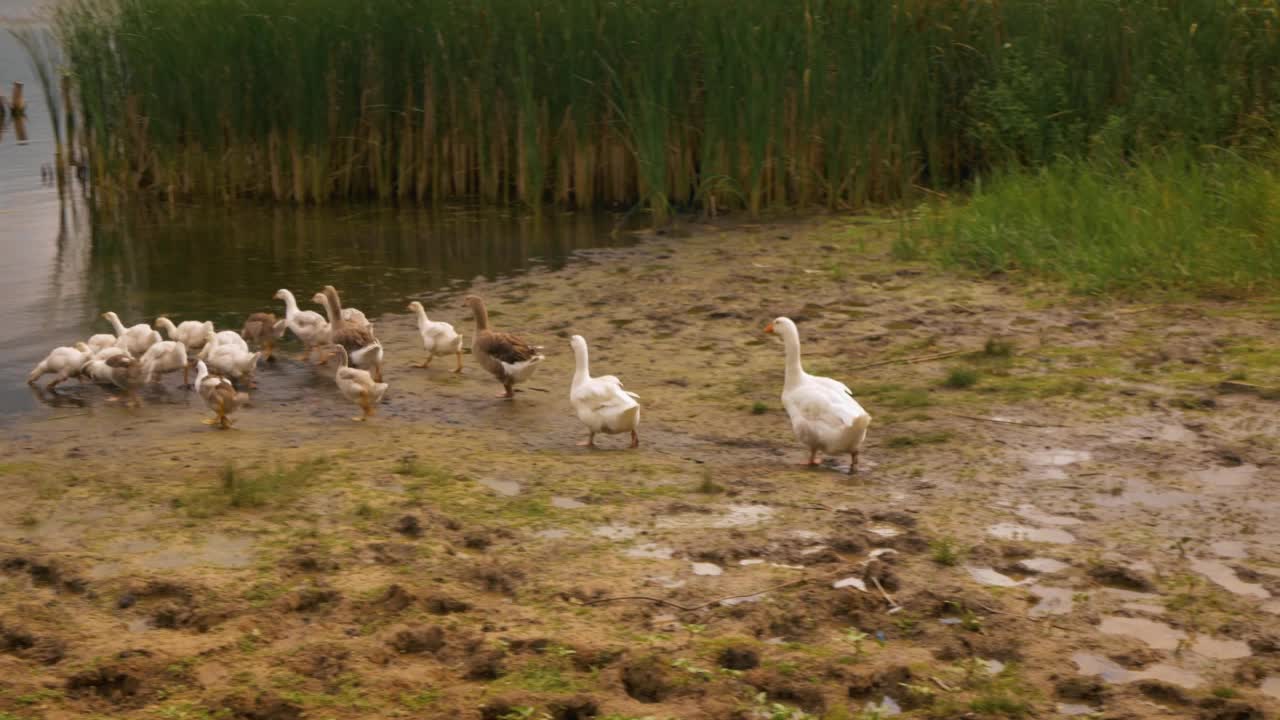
{"left": 1189, "top": 557, "right": 1271, "bottom": 599}
{"left": 986, "top": 522, "right": 1076, "bottom": 544}
{"left": 1073, "top": 652, "right": 1204, "bottom": 689}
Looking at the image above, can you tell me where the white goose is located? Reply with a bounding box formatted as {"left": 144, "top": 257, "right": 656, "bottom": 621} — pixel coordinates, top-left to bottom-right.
{"left": 568, "top": 335, "right": 641, "bottom": 448}
{"left": 102, "top": 311, "right": 162, "bottom": 356}
{"left": 274, "top": 288, "right": 330, "bottom": 359}
{"left": 86, "top": 334, "right": 119, "bottom": 354}
{"left": 407, "top": 301, "right": 463, "bottom": 372}
{"left": 329, "top": 344, "right": 388, "bottom": 421}
{"left": 765, "top": 317, "right": 871, "bottom": 472}
{"left": 84, "top": 346, "right": 133, "bottom": 386}
{"left": 28, "top": 343, "right": 93, "bottom": 389}
{"left": 204, "top": 338, "right": 260, "bottom": 387}
{"left": 155, "top": 316, "right": 215, "bottom": 353}
{"left": 139, "top": 340, "right": 192, "bottom": 386}
{"left": 198, "top": 330, "right": 249, "bottom": 360}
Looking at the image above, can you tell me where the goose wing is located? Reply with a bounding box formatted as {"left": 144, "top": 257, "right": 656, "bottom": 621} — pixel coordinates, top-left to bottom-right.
{"left": 476, "top": 331, "right": 540, "bottom": 364}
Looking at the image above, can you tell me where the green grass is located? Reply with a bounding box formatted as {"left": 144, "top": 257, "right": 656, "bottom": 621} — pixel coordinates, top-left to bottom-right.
{"left": 929, "top": 537, "right": 964, "bottom": 566}
{"left": 501, "top": 662, "right": 580, "bottom": 693}
{"left": 393, "top": 454, "right": 451, "bottom": 481}
{"left": 886, "top": 432, "right": 952, "bottom": 449}
{"left": 1211, "top": 687, "right": 1239, "bottom": 699}
{"left": 399, "top": 688, "right": 441, "bottom": 710}
{"left": 982, "top": 338, "right": 1015, "bottom": 359}
{"left": 942, "top": 368, "right": 979, "bottom": 389}
{"left": 50, "top": 0, "right": 1280, "bottom": 218}
{"left": 922, "top": 151, "right": 1280, "bottom": 297}
{"left": 177, "top": 461, "right": 324, "bottom": 517}
{"left": 862, "top": 384, "right": 933, "bottom": 409}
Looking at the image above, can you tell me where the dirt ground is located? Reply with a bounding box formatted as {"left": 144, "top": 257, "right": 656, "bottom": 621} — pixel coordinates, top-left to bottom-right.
{"left": 1, "top": 215, "right": 1278, "bottom": 720}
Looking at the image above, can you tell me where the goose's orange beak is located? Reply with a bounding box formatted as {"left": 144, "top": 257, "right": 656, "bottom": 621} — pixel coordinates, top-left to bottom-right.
{"left": 764, "top": 322, "right": 775, "bottom": 334}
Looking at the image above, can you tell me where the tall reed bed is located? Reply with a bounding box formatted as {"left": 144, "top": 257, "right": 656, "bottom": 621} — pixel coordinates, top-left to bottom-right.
{"left": 56, "top": 0, "right": 1280, "bottom": 212}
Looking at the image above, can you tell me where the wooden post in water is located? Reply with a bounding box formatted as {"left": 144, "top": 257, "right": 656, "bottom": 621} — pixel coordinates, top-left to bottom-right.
{"left": 10, "top": 81, "right": 25, "bottom": 117}
{"left": 60, "top": 73, "right": 76, "bottom": 190}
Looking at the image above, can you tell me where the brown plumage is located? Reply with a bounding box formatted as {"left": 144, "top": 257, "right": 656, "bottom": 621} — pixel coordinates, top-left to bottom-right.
{"left": 241, "top": 312, "right": 285, "bottom": 361}
{"left": 104, "top": 353, "right": 144, "bottom": 406}
{"left": 464, "top": 295, "right": 545, "bottom": 399}
{"left": 322, "top": 286, "right": 376, "bottom": 350}
{"left": 318, "top": 286, "right": 382, "bottom": 382}
{"left": 196, "top": 360, "right": 249, "bottom": 428}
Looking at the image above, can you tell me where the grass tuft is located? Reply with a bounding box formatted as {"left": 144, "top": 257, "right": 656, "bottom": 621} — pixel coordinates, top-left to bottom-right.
{"left": 930, "top": 537, "right": 964, "bottom": 566}
{"left": 943, "top": 368, "right": 979, "bottom": 389}
{"left": 178, "top": 461, "right": 323, "bottom": 517}
{"left": 982, "top": 338, "right": 1015, "bottom": 358}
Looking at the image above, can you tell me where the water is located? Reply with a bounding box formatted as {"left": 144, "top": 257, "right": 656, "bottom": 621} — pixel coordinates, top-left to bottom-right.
{"left": 0, "top": 23, "right": 627, "bottom": 417}
{"left": 1027, "top": 448, "right": 1092, "bottom": 467}
{"left": 477, "top": 477, "right": 522, "bottom": 497}
{"left": 1028, "top": 586, "right": 1073, "bottom": 617}
{"left": 966, "top": 566, "right": 1028, "bottom": 588}
{"left": 625, "top": 543, "right": 674, "bottom": 560}
{"left": 593, "top": 524, "right": 639, "bottom": 541}
{"left": 1072, "top": 652, "right": 1203, "bottom": 689}
{"left": 833, "top": 576, "right": 867, "bottom": 591}
{"left": 1190, "top": 635, "right": 1251, "bottom": 660}
{"left": 690, "top": 562, "right": 723, "bottom": 576}
{"left": 1016, "top": 504, "right": 1082, "bottom": 527}
{"left": 1098, "top": 616, "right": 1185, "bottom": 650}
{"left": 1188, "top": 557, "right": 1271, "bottom": 599}
{"left": 1194, "top": 463, "right": 1259, "bottom": 489}
{"left": 1018, "top": 557, "right": 1070, "bottom": 574}
{"left": 656, "top": 503, "right": 774, "bottom": 530}
{"left": 986, "top": 522, "right": 1076, "bottom": 544}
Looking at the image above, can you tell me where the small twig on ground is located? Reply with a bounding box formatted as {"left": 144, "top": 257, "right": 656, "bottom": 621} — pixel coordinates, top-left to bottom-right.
{"left": 968, "top": 599, "right": 1039, "bottom": 621}
{"left": 931, "top": 676, "right": 956, "bottom": 692}
{"left": 945, "top": 413, "right": 1067, "bottom": 429}
{"left": 577, "top": 595, "right": 699, "bottom": 611}
{"left": 851, "top": 348, "right": 973, "bottom": 371}
{"left": 1217, "top": 380, "right": 1277, "bottom": 397}
{"left": 784, "top": 501, "right": 863, "bottom": 515}
{"left": 1114, "top": 306, "right": 1157, "bottom": 316}
{"left": 32, "top": 412, "right": 90, "bottom": 423}
{"left": 870, "top": 576, "right": 901, "bottom": 612}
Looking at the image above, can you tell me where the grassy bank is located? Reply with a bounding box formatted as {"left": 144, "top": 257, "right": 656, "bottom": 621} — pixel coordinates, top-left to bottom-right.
{"left": 913, "top": 151, "right": 1280, "bottom": 298}
{"left": 55, "top": 0, "right": 1280, "bottom": 213}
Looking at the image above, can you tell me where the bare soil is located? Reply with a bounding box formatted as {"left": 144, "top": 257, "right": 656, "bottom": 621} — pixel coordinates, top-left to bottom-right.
{"left": 1, "top": 216, "right": 1278, "bottom": 720}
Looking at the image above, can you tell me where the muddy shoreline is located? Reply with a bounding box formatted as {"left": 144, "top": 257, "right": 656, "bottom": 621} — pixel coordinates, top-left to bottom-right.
{"left": 2, "top": 217, "right": 1278, "bottom": 719}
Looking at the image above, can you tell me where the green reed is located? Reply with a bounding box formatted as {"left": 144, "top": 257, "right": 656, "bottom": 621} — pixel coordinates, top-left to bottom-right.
{"left": 54, "top": 0, "right": 1280, "bottom": 216}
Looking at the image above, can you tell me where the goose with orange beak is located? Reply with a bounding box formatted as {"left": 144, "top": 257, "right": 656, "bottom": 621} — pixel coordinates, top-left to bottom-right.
{"left": 765, "top": 317, "right": 871, "bottom": 472}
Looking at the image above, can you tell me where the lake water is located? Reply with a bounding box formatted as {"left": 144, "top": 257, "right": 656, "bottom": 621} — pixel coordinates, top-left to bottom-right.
{"left": 0, "top": 18, "right": 625, "bottom": 418}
